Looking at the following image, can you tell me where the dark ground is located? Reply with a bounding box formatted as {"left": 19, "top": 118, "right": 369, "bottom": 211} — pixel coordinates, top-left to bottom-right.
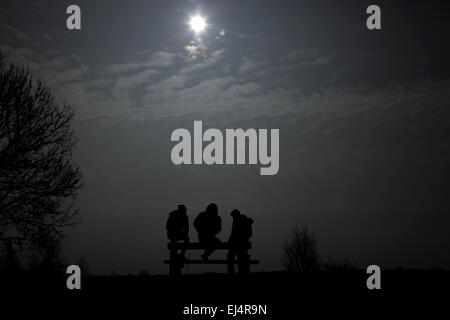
{"left": 2, "top": 270, "right": 449, "bottom": 318}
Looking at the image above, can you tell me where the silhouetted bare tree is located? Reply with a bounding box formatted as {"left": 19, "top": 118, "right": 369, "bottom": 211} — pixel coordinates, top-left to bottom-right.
{"left": 0, "top": 55, "right": 83, "bottom": 260}
{"left": 282, "top": 221, "right": 319, "bottom": 272}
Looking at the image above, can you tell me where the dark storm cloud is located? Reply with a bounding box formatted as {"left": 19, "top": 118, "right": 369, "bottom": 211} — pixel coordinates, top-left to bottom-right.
{"left": 1, "top": 0, "right": 449, "bottom": 273}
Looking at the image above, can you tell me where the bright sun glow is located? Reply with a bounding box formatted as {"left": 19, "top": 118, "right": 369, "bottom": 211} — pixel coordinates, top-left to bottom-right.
{"left": 189, "top": 15, "right": 207, "bottom": 33}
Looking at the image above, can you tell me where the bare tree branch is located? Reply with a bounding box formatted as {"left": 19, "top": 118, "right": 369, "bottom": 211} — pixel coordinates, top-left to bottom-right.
{"left": 0, "top": 54, "right": 83, "bottom": 255}
{"left": 282, "top": 221, "right": 319, "bottom": 272}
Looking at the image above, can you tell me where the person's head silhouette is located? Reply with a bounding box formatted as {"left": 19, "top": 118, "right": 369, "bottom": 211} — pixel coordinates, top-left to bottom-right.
{"left": 178, "top": 204, "right": 186, "bottom": 214}
{"left": 230, "top": 209, "right": 240, "bottom": 217}
{"left": 206, "top": 203, "right": 218, "bottom": 215}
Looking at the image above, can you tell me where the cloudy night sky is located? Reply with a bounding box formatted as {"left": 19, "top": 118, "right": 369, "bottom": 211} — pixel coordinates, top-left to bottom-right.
{"left": 1, "top": 0, "right": 449, "bottom": 274}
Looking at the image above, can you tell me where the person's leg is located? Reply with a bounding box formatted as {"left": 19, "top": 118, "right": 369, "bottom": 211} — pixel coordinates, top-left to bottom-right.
{"left": 207, "top": 236, "right": 221, "bottom": 256}
{"left": 181, "top": 235, "right": 189, "bottom": 256}
{"left": 237, "top": 249, "right": 250, "bottom": 274}
{"left": 199, "top": 233, "right": 210, "bottom": 260}
{"left": 202, "top": 235, "right": 220, "bottom": 259}
{"left": 169, "top": 235, "right": 182, "bottom": 257}
{"left": 203, "top": 244, "right": 213, "bottom": 258}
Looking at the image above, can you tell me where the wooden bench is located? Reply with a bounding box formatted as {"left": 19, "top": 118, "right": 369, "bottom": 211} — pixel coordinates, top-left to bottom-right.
{"left": 164, "top": 242, "right": 259, "bottom": 276}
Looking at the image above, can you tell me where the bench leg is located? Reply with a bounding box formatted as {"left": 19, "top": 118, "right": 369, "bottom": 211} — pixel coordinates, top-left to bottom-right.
{"left": 169, "top": 262, "right": 181, "bottom": 276}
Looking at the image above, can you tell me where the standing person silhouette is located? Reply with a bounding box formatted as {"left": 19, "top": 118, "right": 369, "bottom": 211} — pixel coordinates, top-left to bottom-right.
{"left": 194, "top": 203, "right": 222, "bottom": 260}
{"left": 166, "top": 204, "right": 190, "bottom": 258}
{"left": 227, "top": 209, "right": 254, "bottom": 274}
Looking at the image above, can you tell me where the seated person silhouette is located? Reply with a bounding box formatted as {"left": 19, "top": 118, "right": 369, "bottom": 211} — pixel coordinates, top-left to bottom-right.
{"left": 227, "top": 209, "right": 254, "bottom": 274}
{"left": 194, "top": 203, "right": 222, "bottom": 260}
{"left": 166, "top": 204, "right": 189, "bottom": 258}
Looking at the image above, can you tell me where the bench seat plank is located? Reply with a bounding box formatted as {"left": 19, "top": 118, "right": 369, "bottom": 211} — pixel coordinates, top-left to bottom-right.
{"left": 164, "top": 259, "right": 259, "bottom": 264}
{"left": 167, "top": 242, "right": 252, "bottom": 250}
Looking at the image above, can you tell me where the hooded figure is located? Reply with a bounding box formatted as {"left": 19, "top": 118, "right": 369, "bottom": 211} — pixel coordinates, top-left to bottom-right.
{"left": 227, "top": 209, "right": 254, "bottom": 274}
{"left": 166, "top": 204, "right": 189, "bottom": 256}
{"left": 194, "top": 203, "right": 222, "bottom": 260}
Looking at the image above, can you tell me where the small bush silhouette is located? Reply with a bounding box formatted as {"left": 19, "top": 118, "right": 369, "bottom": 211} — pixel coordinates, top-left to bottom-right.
{"left": 282, "top": 221, "right": 319, "bottom": 272}
{"left": 324, "top": 257, "right": 358, "bottom": 272}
